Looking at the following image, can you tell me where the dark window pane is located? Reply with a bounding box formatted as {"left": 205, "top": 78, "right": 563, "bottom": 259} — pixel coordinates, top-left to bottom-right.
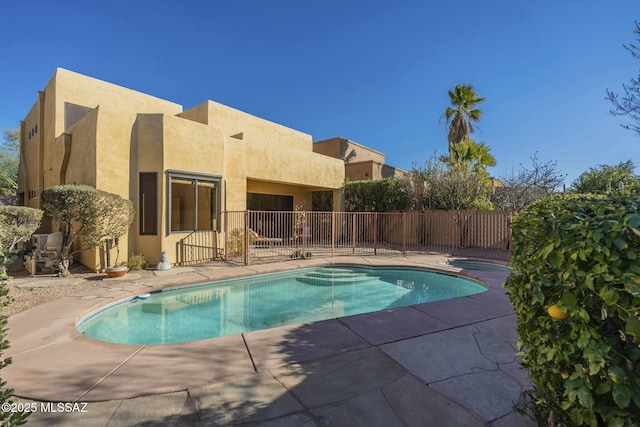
{"left": 171, "top": 178, "right": 195, "bottom": 232}
{"left": 197, "top": 181, "right": 217, "bottom": 230}
{"left": 140, "top": 173, "right": 157, "bottom": 235}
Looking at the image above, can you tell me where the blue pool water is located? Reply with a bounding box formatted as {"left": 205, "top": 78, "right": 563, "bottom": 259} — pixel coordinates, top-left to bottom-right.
{"left": 77, "top": 265, "right": 487, "bottom": 345}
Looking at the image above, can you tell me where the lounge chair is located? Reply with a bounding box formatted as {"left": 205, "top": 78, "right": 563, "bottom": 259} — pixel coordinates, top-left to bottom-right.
{"left": 248, "top": 229, "right": 283, "bottom": 247}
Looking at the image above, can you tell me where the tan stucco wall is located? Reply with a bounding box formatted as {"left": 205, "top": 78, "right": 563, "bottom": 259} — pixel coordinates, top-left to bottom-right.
{"left": 156, "top": 114, "right": 226, "bottom": 264}
{"left": 204, "top": 100, "right": 345, "bottom": 211}
{"left": 313, "top": 137, "right": 386, "bottom": 164}
{"left": 247, "top": 180, "right": 313, "bottom": 210}
{"left": 19, "top": 68, "right": 345, "bottom": 269}
{"left": 205, "top": 101, "right": 313, "bottom": 152}
{"left": 177, "top": 102, "right": 209, "bottom": 125}
{"left": 55, "top": 108, "right": 99, "bottom": 186}
{"left": 19, "top": 103, "right": 40, "bottom": 209}
{"left": 312, "top": 137, "right": 342, "bottom": 159}
{"left": 345, "top": 161, "right": 381, "bottom": 181}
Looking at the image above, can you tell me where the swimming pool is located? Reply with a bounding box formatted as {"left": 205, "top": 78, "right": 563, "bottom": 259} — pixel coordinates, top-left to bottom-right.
{"left": 77, "top": 265, "right": 487, "bottom": 345}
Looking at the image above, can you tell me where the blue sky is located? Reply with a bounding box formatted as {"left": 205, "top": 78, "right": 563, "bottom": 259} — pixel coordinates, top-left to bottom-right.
{"left": 2, "top": 0, "right": 639, "bottom": 185}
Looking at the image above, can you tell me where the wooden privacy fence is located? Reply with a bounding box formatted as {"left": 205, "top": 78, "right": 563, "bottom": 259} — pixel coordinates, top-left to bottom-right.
{"left": 221, "top": 210, "right": 512, "bottom": 266}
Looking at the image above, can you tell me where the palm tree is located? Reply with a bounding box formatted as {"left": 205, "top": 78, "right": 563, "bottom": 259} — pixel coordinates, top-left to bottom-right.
{"left": 444, "top": 84, "right": 486, "bottom": 153}
{"left": 448, "top": 140, "right": 496, "bottom": 173}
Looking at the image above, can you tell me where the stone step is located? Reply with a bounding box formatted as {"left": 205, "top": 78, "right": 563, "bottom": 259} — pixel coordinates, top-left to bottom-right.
{"left": 297, "top": 271, "right": 379, "bottom": 286}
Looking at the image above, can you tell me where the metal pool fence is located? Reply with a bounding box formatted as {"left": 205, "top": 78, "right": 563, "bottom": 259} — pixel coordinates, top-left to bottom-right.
{"left": 217, "top": 210, "right": 511, "bottom": 266}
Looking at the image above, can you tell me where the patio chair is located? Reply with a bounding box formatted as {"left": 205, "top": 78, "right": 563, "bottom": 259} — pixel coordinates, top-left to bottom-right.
{"left": 248, "top": 229, "right": 283, "bottom": 247}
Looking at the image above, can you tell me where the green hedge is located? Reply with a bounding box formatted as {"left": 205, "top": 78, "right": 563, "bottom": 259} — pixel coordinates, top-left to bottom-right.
{"left": 344, "top": 178, "right": 410, "bottom": 212}
{"left": 505, "top": 194, "right": 640, "bottom": 426}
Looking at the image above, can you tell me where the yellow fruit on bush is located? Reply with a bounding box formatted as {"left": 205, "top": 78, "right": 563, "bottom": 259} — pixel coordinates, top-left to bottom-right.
{"left": 547, "top": 304, "right": 569, "bottom": 320}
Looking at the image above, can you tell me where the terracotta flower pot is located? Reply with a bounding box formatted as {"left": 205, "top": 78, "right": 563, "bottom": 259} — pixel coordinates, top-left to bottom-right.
{"left": 106, "top": 266, "right": 128, "bottom": 278}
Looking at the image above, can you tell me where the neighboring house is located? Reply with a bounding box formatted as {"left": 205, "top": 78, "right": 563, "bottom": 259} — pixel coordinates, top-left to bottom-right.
{"left": 313, "top": 137, "right": 406, "bottom": 181}
{"left": 18, "top": 68, "right": 345, "bottom": 269}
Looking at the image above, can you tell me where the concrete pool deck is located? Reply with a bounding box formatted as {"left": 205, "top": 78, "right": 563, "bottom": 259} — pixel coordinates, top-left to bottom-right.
{"left": 6, "top": 254, "right": 535, "bottom": 426}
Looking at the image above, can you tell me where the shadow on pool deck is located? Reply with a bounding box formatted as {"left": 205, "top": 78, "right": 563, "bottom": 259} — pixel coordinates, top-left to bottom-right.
{"left": 8, "top": 254, "right": 536, "bottom": 426}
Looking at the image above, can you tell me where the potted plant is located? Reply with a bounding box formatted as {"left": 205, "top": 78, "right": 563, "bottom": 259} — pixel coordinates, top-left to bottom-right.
{"left": 95, "top": 192, "right": 134, "bottom": 278}
{"left": 105, "top": 237, "right": 129, "bottom": 278}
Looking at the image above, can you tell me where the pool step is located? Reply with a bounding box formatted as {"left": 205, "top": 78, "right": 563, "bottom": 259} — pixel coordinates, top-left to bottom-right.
{"left": 297, "top": 270, "right": 378, "bottom": 286}
{"left": 315, "top": 267, "right": 359, "bottom": 273}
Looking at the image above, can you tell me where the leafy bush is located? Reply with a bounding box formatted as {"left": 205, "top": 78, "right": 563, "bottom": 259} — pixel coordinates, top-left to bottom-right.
{"left": 0, "top": 206, "right": 38, "bottom": 425}
{"left": 344, "top": 178, "right": 410, "bottom": 212}
{"left": 571, "top": 161, "right": 639, "bottom": 194}
{"left": 0, "top": 206, "right": 43, "bottom": 252}
{"left": 228, "top": 229, "right": 253, "bottom": 257}
{"left": 0, "top": 277, "right": 29, "bottom": 426}
{"left": 40, "top": 185, "right": 134, "bottom": 275}
{"left": 126, "top": 254, "right": 147, "bottom": 271}
{"left": 505, "top": 194, "right": 640, "bottom": 426}
{"left": 0, "top": 206, "right": 42, "bottom": 280}
{"left": 410, "top": 154, "right": 494, "bottom": 211}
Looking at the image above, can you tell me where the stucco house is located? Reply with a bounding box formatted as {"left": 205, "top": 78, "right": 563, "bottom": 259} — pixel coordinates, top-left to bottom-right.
{"left": 18, "top": 68, "right": 345, "bottom": 269}
{"left": 313, "top": 136, "right": 406, "bottom": 181}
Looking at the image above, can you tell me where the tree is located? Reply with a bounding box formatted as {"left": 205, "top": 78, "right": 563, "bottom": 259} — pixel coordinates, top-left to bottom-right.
{"left": 83, "top": 191, "right": 134, "bottom": 267}
{"left": 40, "top": 185, "right": 134, "bottom": 276}
{"left": 607, "top": 22, "right": 640, "bottom": 137}
{"left": 412, "top": 153, "right": 494, "bottom": 211}
{"left": 0, "top": 206, "right": 44, "bottom": 254}
{"left": 0, "top": 129, "right": 19, "bottom": 196}
{"left": 571, "top": 160, "right": 639, "bottom": 194}
{"left": 411, "top": 154, "right": 494, "bottom": 248}
{"left": 443, "top": 84, "right": 486, "bottom": 153}
{"left": 492, "top": 153, "right": 566, "bottom": 211}
{"left": 0, "top": 206, "right": 43, "bottom": 281}
{"left": 445, "top": 140, "right": 496, "bottom": 174}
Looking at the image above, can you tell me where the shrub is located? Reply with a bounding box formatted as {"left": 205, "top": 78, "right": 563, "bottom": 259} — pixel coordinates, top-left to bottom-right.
{"left": 40, "top": 185, "right": 134, "bottom": 275}
{"left": 228, "top": 229, "right": 253, "bottom": 257}
{"left": 0, "top": 206, "right": 42, "bottom": 279}
{"left": 505, "top": 194, "right": 640, "bottom": 426}
{"left": 0, "top": 206, "right": 38, "bottom": 425}
{"left": 344, "top": 178, "right": 410, "bottom": 212}
{"left": 0, "top": 277, "right": 29, "bottom": 426}
{"left": 126, "top": 254, "right": 147, "bottom": 271}
{"left": 0, "top": 206, "right": 43, "bottom": 252}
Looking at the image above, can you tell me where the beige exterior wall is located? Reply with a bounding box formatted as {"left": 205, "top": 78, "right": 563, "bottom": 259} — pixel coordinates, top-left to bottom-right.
{"left": 313, "top": 137, "right": 385, "bottom": 164}
{"left": 19, "top": 68, "right": 345, "bottom": 270}
{"left": 313, "top": 136, "right": 405, "bottom": 181}
{"left": 345, "top": 161, "right": 381, "bottom": 181}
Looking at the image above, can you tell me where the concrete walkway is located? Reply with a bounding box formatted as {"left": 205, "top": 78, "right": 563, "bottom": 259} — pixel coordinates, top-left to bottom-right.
{"left": 6, "top": 255, "right": 535, "bottom": 426}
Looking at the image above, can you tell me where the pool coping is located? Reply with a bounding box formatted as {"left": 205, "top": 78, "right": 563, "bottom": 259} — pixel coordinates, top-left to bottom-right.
{"left": 5, "top": 254, "right": 527, "bottom": 424}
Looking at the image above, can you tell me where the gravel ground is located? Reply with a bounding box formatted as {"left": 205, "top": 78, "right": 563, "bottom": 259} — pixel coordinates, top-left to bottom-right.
{"left": 2, "top": 259, "right": 156, "bottom": 317}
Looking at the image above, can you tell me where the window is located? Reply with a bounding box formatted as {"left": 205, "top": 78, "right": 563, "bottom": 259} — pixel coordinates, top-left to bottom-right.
{"left": 139, "top": 173, "right": 157, "bottom": 235}
{"left": 168, "top": 171, "right": 221, "bottom": 233}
